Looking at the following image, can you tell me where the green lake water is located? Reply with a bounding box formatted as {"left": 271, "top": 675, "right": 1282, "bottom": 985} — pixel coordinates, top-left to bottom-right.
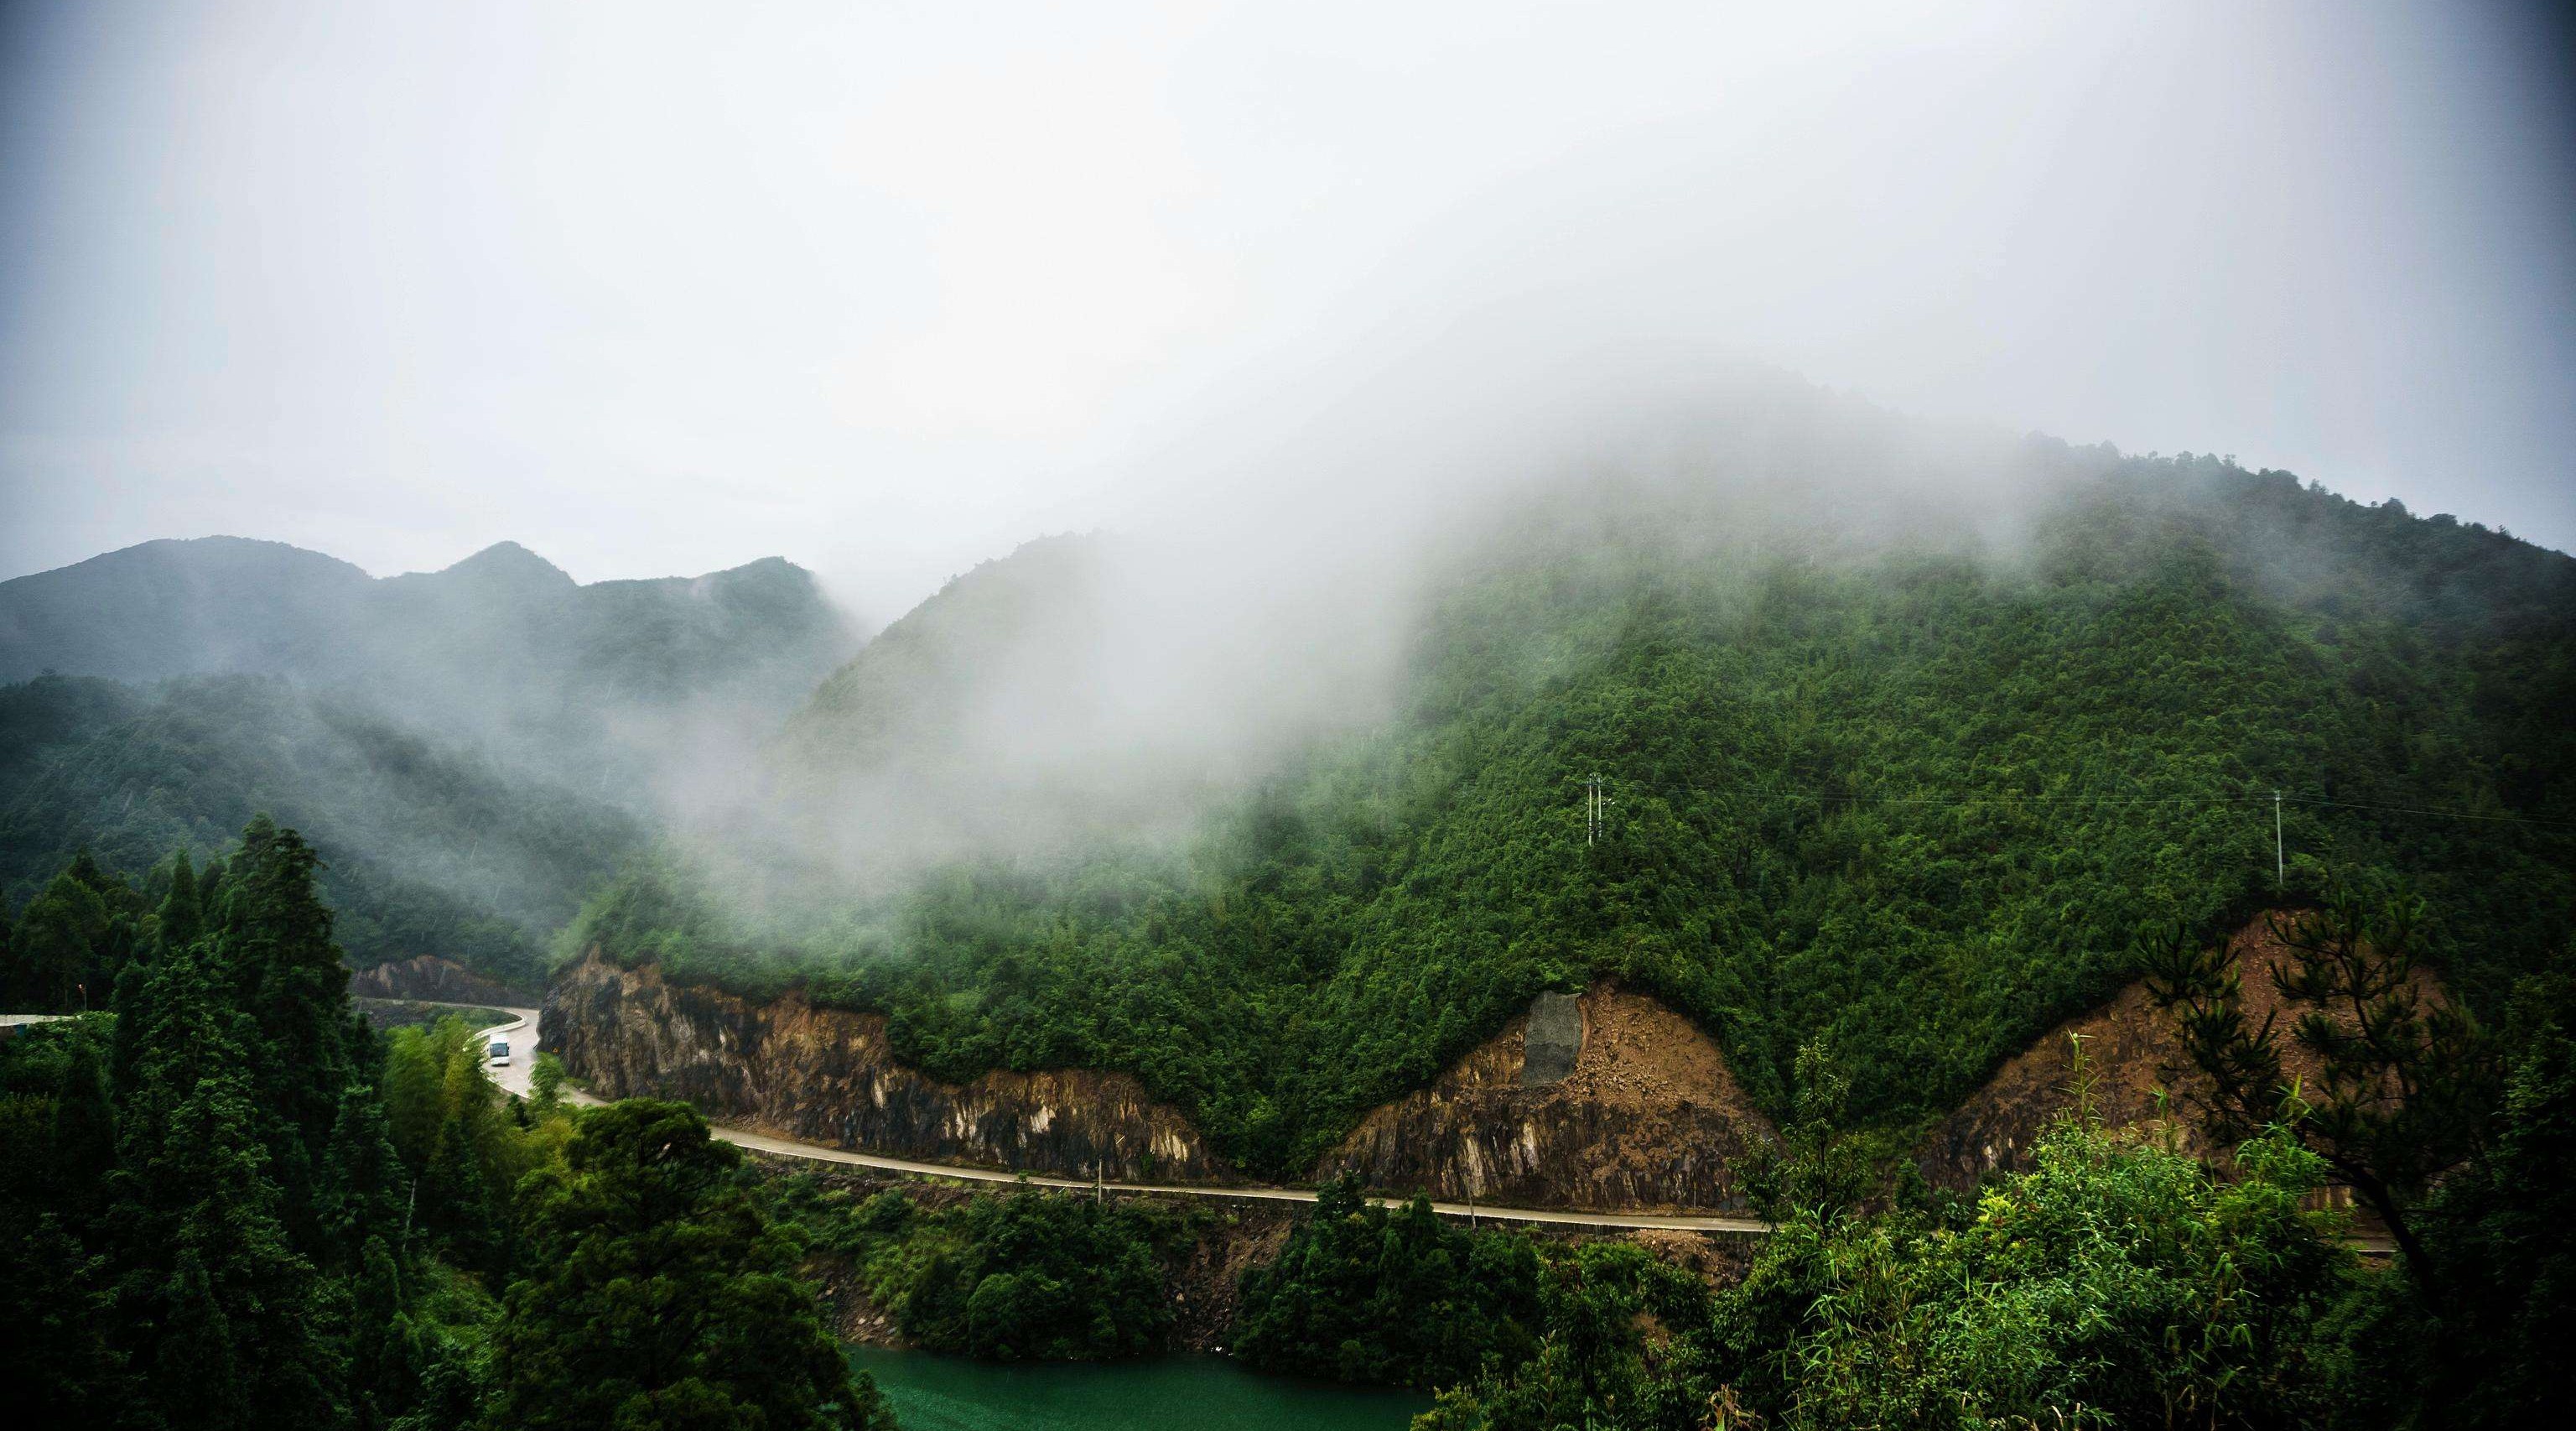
{"left": 844, "top": 1346, "right": 1431, "bottom": 1431}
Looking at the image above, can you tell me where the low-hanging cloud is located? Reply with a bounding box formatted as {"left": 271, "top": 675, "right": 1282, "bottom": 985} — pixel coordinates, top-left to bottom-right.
{"left": 2, "top": 0, "right": 2569, "bottom": 615}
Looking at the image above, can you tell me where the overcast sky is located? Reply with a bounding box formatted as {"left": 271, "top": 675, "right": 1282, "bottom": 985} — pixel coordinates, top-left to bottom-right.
{"left": 3, "top": 0, "right": 2570, "bottom": 620}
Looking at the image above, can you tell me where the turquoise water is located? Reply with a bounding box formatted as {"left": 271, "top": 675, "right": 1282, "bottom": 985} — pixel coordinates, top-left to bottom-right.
{"left": 845, "top": 1346, "right": 1431, "bottom": 1431}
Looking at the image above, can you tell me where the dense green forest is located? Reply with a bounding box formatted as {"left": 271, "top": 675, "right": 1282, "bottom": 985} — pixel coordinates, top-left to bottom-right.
{"left": 6, "top": 819, "right": 2568, "bottom": 1425}
{"left": 0, "top": 825, "right": 889, "bottom": 1430}
{"left": 1235, "top": 1176, "right": 1547, "bottom": 1387}
{"left": 1, "top": 675, "right": 646, "bottom": 992}
{"left": 570, "top": 452, "right": 2576, "bottom": 1173}
{"left": 761, "top": 1176, "right": 1191, "bottom": 1361}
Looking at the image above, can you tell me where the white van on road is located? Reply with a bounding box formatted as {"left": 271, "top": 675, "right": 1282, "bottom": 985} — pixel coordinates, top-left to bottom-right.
{"left": 487, "top": 1039, "right": 512, "bottom": 1068}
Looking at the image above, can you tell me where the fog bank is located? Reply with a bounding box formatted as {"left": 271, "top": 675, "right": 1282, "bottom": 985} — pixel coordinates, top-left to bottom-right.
{"left": 4, "top": 0, "right": 2570, "bottom": 606}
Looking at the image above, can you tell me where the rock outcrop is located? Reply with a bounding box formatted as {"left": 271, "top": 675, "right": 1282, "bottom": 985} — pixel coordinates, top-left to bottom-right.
{"left": 543, "top": 951, "right": 1233, "bottom": 1184}
{"left": 348, "top": 955, "right": 535, "bottom": 1007}
{"left": 1916, "top": 977, "right": 2202, "bottom": 1193}
{"left": 1317, "top": 985, "right": 1774, "bottom": 1212}
{"left": 1917, "top": 911, "right": 2438, "bottom": 1192}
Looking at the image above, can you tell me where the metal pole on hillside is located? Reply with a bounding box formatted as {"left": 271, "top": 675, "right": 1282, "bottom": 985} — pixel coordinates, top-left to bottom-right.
{"left": 1581, "top": 774, "right": 1614, "bottom": 846}
{"left": 2274, "top": 791, "right": 2284, "bottom": 891}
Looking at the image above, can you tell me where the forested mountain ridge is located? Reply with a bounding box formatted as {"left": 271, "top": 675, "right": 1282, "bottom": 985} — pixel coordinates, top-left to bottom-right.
{"left": 570, "top": 447, "right": 2576, "bottom": 1179}
{"left": 2, "top": 675, "right": 643, "bottom": 990}
{"left": 756, "top": 533, "right": 1144, "bottom": 883}
{"left": 775, "top": 532, "right": 1104, "bottom": 777}
{"left": 0, "top": 536, "right": 373, "bottom": 681}
{"left": 0, "top": 536, "right": 858, "bottom": 991}
{"left": 0, "top": 535, "right": 860, "bottom": 734}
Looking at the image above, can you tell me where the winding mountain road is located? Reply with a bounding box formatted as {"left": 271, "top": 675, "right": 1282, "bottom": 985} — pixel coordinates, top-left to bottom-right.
{"left": 454, "top": 1004, "right": 1772, "bottom": 1236}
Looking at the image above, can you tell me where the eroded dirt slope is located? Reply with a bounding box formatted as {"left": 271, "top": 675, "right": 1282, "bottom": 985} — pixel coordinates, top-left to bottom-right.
{"left": 1919, "top": 912, "right": 2439, "bottom": 1192}
{"left": 1316, "top": 984, "right": 1775, "bottom": 1212}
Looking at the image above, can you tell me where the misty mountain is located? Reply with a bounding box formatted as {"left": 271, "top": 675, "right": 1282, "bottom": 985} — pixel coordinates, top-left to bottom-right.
{"left": 0, "top": 535, "right": 861, "bottom": 781}
{"left": 579, "top": 441, "right": 2576, "bottom": 1176}
{"left": 0, "top": 535, "right": 861, "bottom": 982}
{"left": 777, "top": 533, "right": 1104, "bottom": 778}
{"left": 757, "top": 533, "right": 1162, "bottom": 882}
{"left": 0, "top": 674, "right": 644, "bottom": 988}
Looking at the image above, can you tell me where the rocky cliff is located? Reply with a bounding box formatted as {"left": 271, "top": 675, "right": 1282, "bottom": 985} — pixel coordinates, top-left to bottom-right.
{"left": 554, "top": 924, "right": 2421, "bottom": 1214}
{"left": 543, "top": 951, "right": 1233, "bottom": 1184}
{"left": 1315, "top": 984, "right": 1775, "bottom": 1212}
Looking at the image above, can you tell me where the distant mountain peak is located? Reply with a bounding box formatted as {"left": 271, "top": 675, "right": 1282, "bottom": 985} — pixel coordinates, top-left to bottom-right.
{"left": 0, "top": 533, "right": 858, "bottom": 698}
{"left": 440, "top": 540, "right": 575, "bottom": 586}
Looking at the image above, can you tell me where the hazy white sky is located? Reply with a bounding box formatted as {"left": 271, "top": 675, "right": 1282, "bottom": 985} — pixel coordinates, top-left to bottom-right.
{"left": 3, "top": 0, "right": 2570, "bottom": 619}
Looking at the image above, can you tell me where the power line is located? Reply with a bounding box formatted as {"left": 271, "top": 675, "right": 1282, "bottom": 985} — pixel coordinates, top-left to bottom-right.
{"left": 1695, "top": 784, "right": 2574, "bottom": 829}
{"left": 2283, "top": 796, "right": 2576, "bottom": 828}
{"left": 1788, "top": 794, "right": 2241, "bottom": 807}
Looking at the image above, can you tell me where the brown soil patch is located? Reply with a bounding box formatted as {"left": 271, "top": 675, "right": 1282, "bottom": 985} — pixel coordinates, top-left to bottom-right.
{"left": 1564, "top": 988, "right": 1772, "bottom": 1121}
{"left": 1318, "top": 984, "right": 1774, "bottom": 1212}
{"left": 1919, "top": 911, "right": 2448, "bottom": 1191}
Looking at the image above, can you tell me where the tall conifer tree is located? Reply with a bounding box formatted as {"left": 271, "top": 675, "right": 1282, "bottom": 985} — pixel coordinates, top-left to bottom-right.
{"left": 107, "top": 939, "right": 342, "bottom": 1429}
{"left": 216, "top": 817, "right": 357, "bottom": 1251}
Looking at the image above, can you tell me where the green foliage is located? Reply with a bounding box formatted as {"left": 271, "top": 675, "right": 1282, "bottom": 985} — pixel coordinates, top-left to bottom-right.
{"left": 1, "top": 674, "right": 647, "bottom": 989}
{"left": 529, "top": 1050, "right": 569, "bottom": 1113}
{"left": 107, "top": 931, "right": 345, "bottom": 1428}
{"left": 0, "top": 848, "right": 144, "bottom": 1011}
{"left": 1753, "top": 1128, "right": 2350, "bottom": 1428}
{"left": 0, "top": 1014, "right": 137, "bottom": 1425}
{"left": 1426, "top": 1120, "right": 2359, "bottom": 1431}
{"left": 383, "top": 1014, "right": 570, "bottom": 1277}
{"left": 5, "top": 829, "right": 887, "bottom": 1431}
{"left": 486, "top": 1100, "right": 891, "bottom": 1430}
{"left": 770, "top": 1176, "right": 1184, "bottom": 1361}
{"left": 2146, "top": 886, "right": 2506, "bottom": 1307}
{"left": 2332, "top": 977, "right": 2576, "bottom": 1428}
{"left": 577, "top": 455, "right": 2576, "bottom": 1179}
{"left": 1234, "top": 1174, "right": 1544, "bottom": 1389}
{"left": 1735, "top": 1038, "right": 1882, "bottom": 1224}
{"left": 1411, "top": 1241, "right": 1712, "bottom": 1431}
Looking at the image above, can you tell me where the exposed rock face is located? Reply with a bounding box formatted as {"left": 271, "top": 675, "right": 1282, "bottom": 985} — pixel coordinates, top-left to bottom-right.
{"left": 543, "top": 952, "right": 1233, "bottom": 1184}
{"left": 1317, "top": 985, "right": 1774, "bottom": 1212}
{"left": 348, "top": 955, "right": 535, "bottom": 1007}
{"left": 1916, "top": 978, "right": 2202, "bottom": 1193}
{"left": 1918, "top": 911, "right": 2437, "bottom": 1192}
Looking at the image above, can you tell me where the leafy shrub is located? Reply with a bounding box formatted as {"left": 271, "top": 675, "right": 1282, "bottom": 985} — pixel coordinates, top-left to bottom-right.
{"left": 1234, "top": 1174, "right": 1544, "bottom": 1388}
{"left": 772, "top": 1181, "right": 1185, "bottom": 1361}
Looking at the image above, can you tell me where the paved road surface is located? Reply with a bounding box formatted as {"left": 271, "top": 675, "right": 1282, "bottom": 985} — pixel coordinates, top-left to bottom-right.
{"left": 450, "top": 1003, "right": 1772, "bottom": 1236}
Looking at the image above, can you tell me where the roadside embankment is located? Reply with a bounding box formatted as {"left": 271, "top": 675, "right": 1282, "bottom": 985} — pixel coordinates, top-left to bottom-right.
{"left": 544, "top": 950, "right": 1236, "bottom": 1184}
